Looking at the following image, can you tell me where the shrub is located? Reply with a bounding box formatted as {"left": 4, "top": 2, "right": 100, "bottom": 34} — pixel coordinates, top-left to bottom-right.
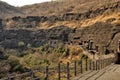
{"left": 27, "top": 43, "right": 31, "bottom": 48}
{"left": 18, "top": 41, "right": 25, "bottom": 47}
{"left": 21, "top": 53, "right": 43, "bottom": 69}
{"left": 82, "top": 54, "right": 88, "bottom": 59}
{"left": 8, "top": 55, "right": 23, "bottom": 72}
{"left": 67, "top": 45, "right": 83, "bottom": 56}
{"left": 55, "top": 47, "right": 66, "bottom": 53}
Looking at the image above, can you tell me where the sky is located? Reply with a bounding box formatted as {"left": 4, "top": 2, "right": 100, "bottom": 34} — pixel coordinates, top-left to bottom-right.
{"left": 1, "top": 0, "right": 51, "bottom": 6}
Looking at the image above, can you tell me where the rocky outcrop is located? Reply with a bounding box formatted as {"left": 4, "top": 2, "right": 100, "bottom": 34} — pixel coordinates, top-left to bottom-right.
{"left": 5, "top": 1, "right": 120, "bottom": 29}
{"left": 69, "top": 22, "right": 120, "bottom": 54}
{"left": 0, "top": 26, "right": 73, "bottom": 49}
{"left": 1, "top": 21, "right": 120, "bottom": 55}
{"left": 0, "top": 1, "right": 119, "bottom": 55}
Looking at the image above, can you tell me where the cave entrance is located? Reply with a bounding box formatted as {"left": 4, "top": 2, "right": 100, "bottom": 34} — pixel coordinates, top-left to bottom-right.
{"left": 116, "top": 40, "right": 120, "bottom": 64}
{"left": 116, "top": 52, "right": 120, "bottom": 64}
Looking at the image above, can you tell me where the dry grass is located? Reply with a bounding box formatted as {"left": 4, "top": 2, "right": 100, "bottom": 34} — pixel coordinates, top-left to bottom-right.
{"left": 81, "top": 12, "right": 120, "bottom": 27}
{"left": 21, "top": 0, "right": 120, "bottom": 17}
{"left": 0, "top": 0, "right": 119, "bottom": 19}
{"left": 36, "top": 12, "right": 120, "bottom": 29}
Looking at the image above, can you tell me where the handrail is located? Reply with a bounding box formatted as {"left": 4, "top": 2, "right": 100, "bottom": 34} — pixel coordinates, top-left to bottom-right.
{"left": 0, "top": 57, "right": 115, "bottom": 80}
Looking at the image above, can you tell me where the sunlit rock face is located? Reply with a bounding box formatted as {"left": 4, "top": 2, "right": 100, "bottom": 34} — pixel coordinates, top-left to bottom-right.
{"left": 0, "top": 0, "right": 119, "bottom": 55}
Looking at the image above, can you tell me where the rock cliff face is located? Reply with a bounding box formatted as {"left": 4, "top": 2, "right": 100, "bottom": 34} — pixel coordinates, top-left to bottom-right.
{"left": 70, "top": 22, "right": 120, "bottom": 54}
{"left": 5, "top": 1, "right": 120, "bottom": 29}
{"left": 0, "top": 0, "right": 120, "bottom": 78}
{"left": 1, "top": 21, "right": 120, "bottom": 55}
{"left": 0, "top": 1, "right": 120, "bottom": 55}
{"left": 0, "top": 26, "right": 73, "bottom": 49}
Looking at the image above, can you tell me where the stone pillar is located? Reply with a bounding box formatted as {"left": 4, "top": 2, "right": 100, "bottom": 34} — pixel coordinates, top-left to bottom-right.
{"left": 88, "top": 40, "right": 93, "bottom": 50}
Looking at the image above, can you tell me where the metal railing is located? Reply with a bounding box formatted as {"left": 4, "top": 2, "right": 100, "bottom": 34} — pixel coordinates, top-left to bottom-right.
{"left": 0, "top": 57, "right": 115, "bottom": 80}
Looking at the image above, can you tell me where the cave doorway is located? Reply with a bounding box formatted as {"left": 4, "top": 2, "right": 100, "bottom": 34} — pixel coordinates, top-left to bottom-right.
{"left": 115, "top": 40, "right": 120, "bottom": 64}
{"left": 116, "top": 52, "right": 120, "bottom": 64}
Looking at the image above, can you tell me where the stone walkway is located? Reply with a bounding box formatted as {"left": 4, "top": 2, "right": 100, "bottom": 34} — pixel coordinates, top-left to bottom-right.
{"left": 73, "top": 64, "right": 120, "bottom": 80}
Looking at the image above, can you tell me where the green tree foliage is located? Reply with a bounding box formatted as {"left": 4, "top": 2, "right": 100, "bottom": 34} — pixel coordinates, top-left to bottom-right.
{"left": 8, "top": 55, "right": 23, "bottom": 72}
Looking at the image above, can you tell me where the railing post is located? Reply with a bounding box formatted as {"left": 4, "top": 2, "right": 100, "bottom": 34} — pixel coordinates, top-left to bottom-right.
{"left": 110, "top": 58, "right": 113, "bottom": 64}
{"left": 93, "top": 60, "right": 95, "bottom": 70}
{"left": 74, "top": 61, "right": 77, "bottom": 76}
{"left": 110, "top": 58, "right": 112, "bottom": 64}
{"left": 104, "top": 59, "right": 106, "bottom": 68}
{"left": 107, "top": 58, "right": 109, "bottom": 66}
{"left": 111, "top": 58, "right": 112, "bottom": 63}
{"left": 105, "top": 59, "right": 107, "bottom": 67}
{"left": 113, "top": 57, "right": 115, "bottom": 63}
{"left": 108, "top": 58, "right": 110, "bottom": 65}
{"left": 103, "top": 59, "right": 105, "bottom": 68}
{"left": 67, "top": 62, "right": 70, "bottom": 80}
{"left": 106, "top": 59, "right": 107, "bottom": 66}
{"left": 112, "top": 57, "right": 114, "bottom": 63}
{"left": 106, "top": 58, "right": 107, "bottom": 66}
{"left": 108, "top": 58, "right": 109, "bottom": 65}
{"left": 96, "top": 60, "right": 97, "bottom": 70}
{"left": 110, "top": 58, "right": 111, "bottom": 65}
{"left": 101, "top": 59, "right": 104, "bottom": 68}
{"left": 112, "top": 58, "right": 113, "bottom": 64}
{"left": 30, "top": 70, "right": 34, "bottom": 80}
{"left": 111, "top": 58, "right": 112, "bottom": 64}
{"left": 45, "top": 66, "right": 49, "bottom": 80}
{"left": 107, "top": 58, "right": 108, "bottom": 66}
{"left": 109, "top": 58, "right": 110, "bottom": 64}
{"left": 89, "top": 60, "right": 91, "bottom": 70}
{"left": 100, "top": 59, "right": 102, "bottom": 69}
{"left": 106, "top": 58, "right": 109, "bottom": 66}
{"left": 101, "top": 59, "right": 103, "bottom": 69}
{"left": 86, "top": 58, "right": 88, "bottom": 71}
{"left": 58, "top": 62, "right": 61, "bottom": 80}
{"left": 80, "top": 59, "right": 83, "bottom": 74}
{"left": 7, "top": 73, "right": 11, "bottom": 80}
{"left": 98, "top": 60, "right": 100, "bottom": 70}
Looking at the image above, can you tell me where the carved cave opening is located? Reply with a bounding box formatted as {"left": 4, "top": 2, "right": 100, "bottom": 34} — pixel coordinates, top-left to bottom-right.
{"left": 116, "top": 52, "right": 120, "bottom": 64}
{"left": 115, "top": 40, "right": 120, "bottom": 64}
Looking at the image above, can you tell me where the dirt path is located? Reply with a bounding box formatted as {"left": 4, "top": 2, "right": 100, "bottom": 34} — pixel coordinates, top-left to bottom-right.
{"left": 73, "top": 64, "right": 120, "bottom": 80}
